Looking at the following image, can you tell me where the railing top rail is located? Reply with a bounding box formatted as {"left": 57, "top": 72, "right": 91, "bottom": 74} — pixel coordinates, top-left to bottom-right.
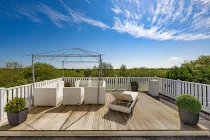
{"left": 2, "top": 78, "right": 62, "bottom": 90}
{"left": 4, "top": 84, "right": 32, "bottom": 90}
{"left": 158, "top": 77, "right": 210, "bottom": 86}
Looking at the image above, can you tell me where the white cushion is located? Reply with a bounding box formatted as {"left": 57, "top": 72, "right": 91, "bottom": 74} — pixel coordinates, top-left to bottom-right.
{"left": 111, "top": 91, "right": 138, "bottom": 101}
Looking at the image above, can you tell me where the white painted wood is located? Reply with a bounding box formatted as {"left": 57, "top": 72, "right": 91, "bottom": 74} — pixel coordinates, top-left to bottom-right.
{"left": 188, "top": 83, "right": 191, "bottom": 95}
{"left": 191, "top": 84, "right": 195, "bottom": 97}
{"left": 0, "top": 88, "right": 6, "bottom": 121}
{"left": 149, "top": 80, "right": 159, "bottom": 97}
{"left": 127, "top": 77, "right": 130, "bottom": 90}
{"left": 207, "top": 85, "right": 210, "bottom": 110}
{"left": 170, "top": 80, "right": 172, "bottom": 95}
{"left": 158, "top": 78, "right": 162, "bottom": 93}
{"left": 115, "top": 76, "right": 118, "bottom": 90}
{"left": 21, "top": 87, "right": 25, "bottom": 99}
{"left": 181, "top": 82, "right": 184, "bottom": 94}
{"left": 171, "top": 80, "right": 174, "bottom": 96}
{"left": 203, "top": 85, "right": 207, "bottom": 108}
{"left": 195, "top": 84, "right": 198, "bottom": 98}
{"left": 185, "top": 82, "right": 188, "bottom": 94}
{"left": 17, "top": 87, "right": 21, "bottom": 98}
{"left": 166, "top": 79, "right": 168, "bottom": 94}
{"left": 199, "top": 85, "right": 202, "bottom": 104}
{"left": 13, "top": 88, "right": 16, "bottom": 99}
{"left": 8, "top": 89, "right": 12, "bottom": 101}
{"left": 25, "top": 86, "right": 29, "bottom": 107}
{"left": 176, "top": 80, "right": 181, "bottom": 97}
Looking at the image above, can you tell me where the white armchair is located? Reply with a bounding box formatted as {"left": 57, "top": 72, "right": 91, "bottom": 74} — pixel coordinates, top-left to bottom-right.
{"left": 63, "top": 87, "right": 84, "bottom": 105}
{"left": 63, "top": 80, "right": 90, "bottom": 105}
{"left": 34, "top": 81, "right": 64, "bottom": 106}
{"left": 84, "top": 80, "right": 106, "bottom": 104}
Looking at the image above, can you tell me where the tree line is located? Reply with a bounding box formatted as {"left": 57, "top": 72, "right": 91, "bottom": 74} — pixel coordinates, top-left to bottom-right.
{"left": 0, "top": 55, "right": 209, "bottom": 87}
{"left": 167, "top": 55, "right": 210, "bottom": 84}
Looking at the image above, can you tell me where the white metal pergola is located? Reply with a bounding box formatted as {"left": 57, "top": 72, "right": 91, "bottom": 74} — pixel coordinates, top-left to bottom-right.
{"left": 29, "top": 48, "right": 103, "bottom": 105}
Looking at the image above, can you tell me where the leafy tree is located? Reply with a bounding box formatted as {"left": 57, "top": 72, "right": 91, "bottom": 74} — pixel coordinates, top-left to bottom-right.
{"left": 23, "top": 62, "right": 57, "bottom": 82}
{"left": 84, "top": 69, "right": 92, "bottom": 77}
{"left": 119, "top": 64, "right": 128, "bottom": 77}
{"left": 92, "top": 62, "right": 114, "bottom": 77}
{"left": 167, "top": 55, "right": 210, "bottom": 84}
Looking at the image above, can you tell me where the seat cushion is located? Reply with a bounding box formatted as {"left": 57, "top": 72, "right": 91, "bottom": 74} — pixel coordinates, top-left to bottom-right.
{"left": 111, "top": 91, "right": 138, "bottom": 101}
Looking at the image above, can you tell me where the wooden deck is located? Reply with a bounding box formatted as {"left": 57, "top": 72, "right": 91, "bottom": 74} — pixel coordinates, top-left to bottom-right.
{"left": 0, "top": 92, "right": 208, "bottom": 136}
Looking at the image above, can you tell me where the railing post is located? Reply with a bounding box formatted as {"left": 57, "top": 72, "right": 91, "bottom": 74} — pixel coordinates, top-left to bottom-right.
{"left": 158, "top": 77, "right": 162, "bottom": 93}
{"left": 45, "top": 80, "right": 48, "bottom": 86}
{"left": 127, "top": 76, "right": 130, "bottom": 90}
{"left": 208, "top": 85, "right": 210, "bottom": 111}
{"left": 115, "top": 76, "right": 118, "bottom": 90}
{"left": 0, "top": 88, "right": 6, "bottom": 121}
{"left": 88, "top": 76, "right": 91, "bottom": 81}
{"left": 176, "top": 79, "right": 181, "bottom": 97}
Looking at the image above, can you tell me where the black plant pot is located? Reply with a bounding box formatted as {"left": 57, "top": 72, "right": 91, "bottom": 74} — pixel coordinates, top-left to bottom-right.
{"left": 7, "top": 108, "right": 28, "bottom": 126}
{"left": 131, "top": 85, "right": 138, "bottom": 91}
{"left": 178, "top": 109, "right": 199, "bottom": 126}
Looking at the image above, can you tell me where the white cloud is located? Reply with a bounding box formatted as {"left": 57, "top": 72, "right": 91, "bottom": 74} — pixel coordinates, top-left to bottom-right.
{"left": 60, "top": 0, "right": 109, "bottom": 30}
{"left": 168, "top": 57, "right": 182, "bottom": 61}
{"left": 3, "top": 0, "right": 210, "bottom": 41}
{"left": 13, "top": 3, "right": 42, "bottom": 23}
{"left": 168, "top": 57, "right": 183, "bottom": 67}
{"left": 110, "top": 1, "right": 122, "bottom": 14}
{"left": 85, "top": 0, "right": 92, "bottom": 6}
{"left": 110, "top": 0, "right": 210, "bottom": 41}
{"left": 2, "top": 0, "right": 109, "bottom": 29}
{"left": 37, "top": 4, "right": 70, "bottom": 28}
{"left": 200, "top": 0, "right": 210, "bottom": 4}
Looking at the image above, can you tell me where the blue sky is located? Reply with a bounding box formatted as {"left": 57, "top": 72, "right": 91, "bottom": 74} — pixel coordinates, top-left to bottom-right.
{"left": 0, "top": 0, "right": 210, "bottom": 68}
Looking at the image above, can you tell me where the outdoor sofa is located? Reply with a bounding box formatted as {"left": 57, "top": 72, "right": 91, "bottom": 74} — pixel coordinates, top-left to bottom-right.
{"left": 34, "top": 81, "right": 64, "bottom": 106}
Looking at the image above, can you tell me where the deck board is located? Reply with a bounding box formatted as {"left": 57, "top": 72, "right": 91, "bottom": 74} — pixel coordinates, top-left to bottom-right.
{"left": 0, "top": 92, "right": 208, "bottom": 136}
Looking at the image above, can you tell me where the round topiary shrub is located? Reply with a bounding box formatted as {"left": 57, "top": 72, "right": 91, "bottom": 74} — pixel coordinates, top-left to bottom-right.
{"left": 5, "top": 97, "right": 26, "bottom": 113}
{"left": 130, "top": 81, "right": 139, "bottom": 91}
{"left": 130, "top": 81, "right": 138, "bottom": 87}
{"left": 176, "top": 94, "right": 202, "bottom": 114}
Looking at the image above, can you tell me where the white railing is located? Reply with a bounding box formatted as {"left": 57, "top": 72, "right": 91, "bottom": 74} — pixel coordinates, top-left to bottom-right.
{"left": 158, "top": 78, "right": 210, "bottom": 112}
{"left": 0, "top": 78, "right": 62, "bottom": 121}
{"left": 63, "top": 77, "right": 156, "bottom": 91}
{"left": 1, "top": 76, "right": 210, "bottom": 122}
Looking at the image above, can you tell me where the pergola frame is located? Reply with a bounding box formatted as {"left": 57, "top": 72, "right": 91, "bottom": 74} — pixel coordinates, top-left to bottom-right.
{"left": 30, "top": 48, "right": 103, "bottom": 105}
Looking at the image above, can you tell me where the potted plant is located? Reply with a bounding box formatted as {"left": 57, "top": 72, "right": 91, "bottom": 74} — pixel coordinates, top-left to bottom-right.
{"left": 5, "top": 97, "right": 28, "bottom": 126}
{"left": 64, "top": 82, "right": 71, "bottom": 87}
{"left": 130, "top": 81, "right": 139, "bottom": 91}
{"left": 176, "top": 94, "right": 202, "bottom": 126}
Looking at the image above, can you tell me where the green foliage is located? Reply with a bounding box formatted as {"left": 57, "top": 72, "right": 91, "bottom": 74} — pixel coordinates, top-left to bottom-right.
{"left": 92, "top": 62, "right": 114, "bottom": 77}
{"left": 119, "top": 64, "right": 128, "bottom": 77}
{"left": 64, "top": 82, "right": 71, "bottom": 87}
{"left": 176, "top": 94, "right": 202, "bottom": 113}
{"left": 130, "top": 81, "right": 139, "bottom": 87}
{"left": 168, "top": 55, "right": 210, "bottom": 84}
{"left": 33, "top": 62, "right": 57, "bottom": 81}
{"left": 84, "top": 69, "right": 92, "bottom": 77}
{"left": 5, "top": 97, "right": 26, "bottom": 113}
{"left": 9, "top": 57, "right": 210, "bottom": 88}
{"left": 0, "top": 62, "right": 57, "bottom": 88}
